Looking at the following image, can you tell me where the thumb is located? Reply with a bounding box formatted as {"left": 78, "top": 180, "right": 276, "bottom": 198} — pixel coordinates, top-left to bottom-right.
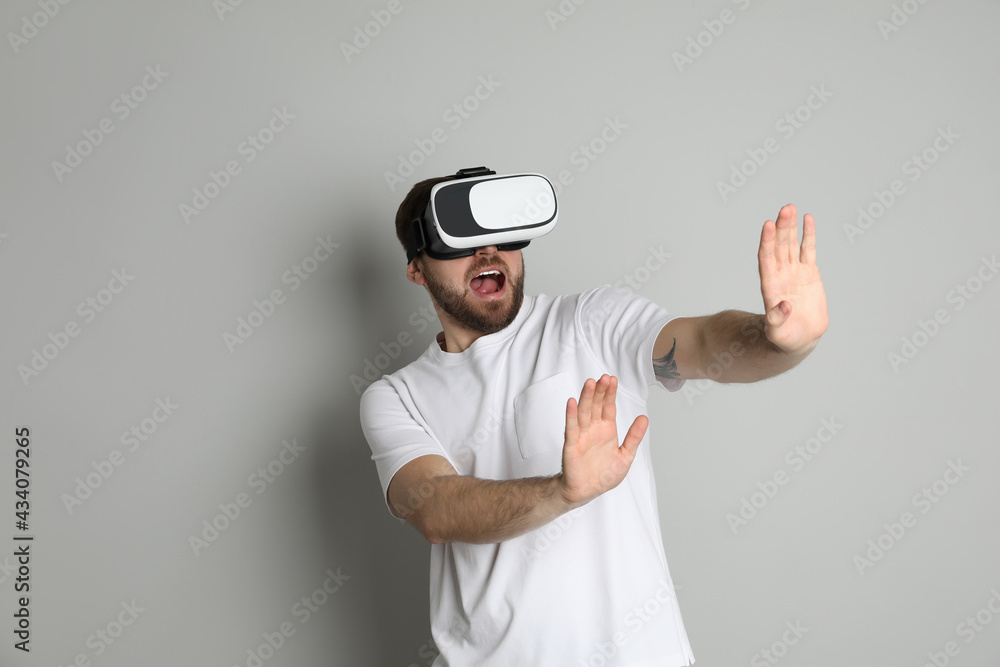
{"left": 765, "top": 300, "right": 790, "bottom": 329}
{"left": 620, "top": 415, "right": 648, "bottom": 459}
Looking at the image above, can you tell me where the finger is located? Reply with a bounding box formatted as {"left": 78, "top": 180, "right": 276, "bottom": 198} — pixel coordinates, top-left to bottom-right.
{"left": 799, "top": 213, "right": 816, "bottom": 264}
{"left": 774, "top": 207, "right": 789, "bottom": 267}
{"left": 758, "top": 219, "right": 777, "bottom": 279}
{"left": 565, "top": 396, "right": 578, "bottom": 443}
{"left": 787, "top": 204, "right": 800, "bottom": 264}
{"left": 776, "top": 203, "right": 797, "bottom": 265}
{"left": 577, "top": 378, "right": 595, "bottom": 430}
{"left": 590, "top": 375, "right": 608, "bottom": 423}
{"left": 604, "top": 376, "right": 618, "bottom": 423}
{"left": 620, "top": 415, "right": 648, "bottom": 460}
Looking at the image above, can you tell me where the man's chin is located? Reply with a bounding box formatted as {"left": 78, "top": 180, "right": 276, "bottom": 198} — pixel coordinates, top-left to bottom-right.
{"left": 461, "top": 286, "right": 521, "bottom": 332}
{"left": 464, "top": 299, "right": 510, "bottom": 326}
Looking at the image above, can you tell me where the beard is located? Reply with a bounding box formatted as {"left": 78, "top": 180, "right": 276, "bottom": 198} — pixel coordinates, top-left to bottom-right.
{"left": 421, "top": 258, "right": 525, "bottom": 336}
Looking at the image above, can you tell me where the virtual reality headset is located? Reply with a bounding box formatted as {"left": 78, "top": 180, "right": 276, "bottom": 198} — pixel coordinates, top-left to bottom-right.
{"left": 405, "top": 166, "right": 558, "bottom": 264}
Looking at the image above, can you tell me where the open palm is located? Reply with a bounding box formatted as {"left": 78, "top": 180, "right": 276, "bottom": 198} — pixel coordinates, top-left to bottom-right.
{"left": 757, "top": 204, "right": 829, "bottom": 353}
{"left": 558, "top": 374, "right": 647, "bottom": 509}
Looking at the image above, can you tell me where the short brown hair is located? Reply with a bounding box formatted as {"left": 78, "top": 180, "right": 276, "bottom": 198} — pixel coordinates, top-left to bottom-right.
{"left": 395, "top": 175, "right": 455, "bottom": 265}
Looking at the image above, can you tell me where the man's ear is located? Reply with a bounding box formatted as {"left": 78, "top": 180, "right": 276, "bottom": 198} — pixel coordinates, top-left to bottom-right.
{"left": 406, "top": 257, "right": 425, "bottom": 285}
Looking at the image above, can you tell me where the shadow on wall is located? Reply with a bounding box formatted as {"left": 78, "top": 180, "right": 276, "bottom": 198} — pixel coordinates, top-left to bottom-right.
{"left": 308, "top": 220, "right": 438, "bottom": 665}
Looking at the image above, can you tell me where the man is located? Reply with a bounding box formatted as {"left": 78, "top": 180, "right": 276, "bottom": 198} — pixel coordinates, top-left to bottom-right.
{"left": 359, "top": 172, "right": 829, "bottom": 666}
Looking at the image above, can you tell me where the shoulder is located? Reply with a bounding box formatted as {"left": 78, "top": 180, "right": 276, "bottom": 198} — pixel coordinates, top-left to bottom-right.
{"left": 358, "top": 367, "right": 419, "bottom": 421}
{"left": 537, "top": 284, "right": 623, "bottom": 319}
{"left": 359, "top": 378, "right": 395, "bottom": 418}
{"left": 574, "top": 283, "right": 661, "bottom": 324}
{"left": 357, "top": 340, "right": 440, "bottom": 405}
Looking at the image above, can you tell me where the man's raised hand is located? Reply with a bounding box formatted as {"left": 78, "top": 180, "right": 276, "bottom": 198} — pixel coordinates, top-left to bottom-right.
{"left": 757, "top": 204, "right": 830, "bottom": 354}
{"left": 557, "top": 374, "right": 648, "bottom": 509}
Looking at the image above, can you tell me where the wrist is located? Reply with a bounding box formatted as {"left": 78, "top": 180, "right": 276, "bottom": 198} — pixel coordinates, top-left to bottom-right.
{"left": 552, "top": 473, "right": 587, "bottom": 512}
{"left": 765, "top": 328, "right": 820, "bottom": 357}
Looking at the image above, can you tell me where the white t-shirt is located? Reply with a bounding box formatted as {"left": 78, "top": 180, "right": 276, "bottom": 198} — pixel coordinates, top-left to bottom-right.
{"left": 359, "top": 284, "right": 696, "bottom": 666}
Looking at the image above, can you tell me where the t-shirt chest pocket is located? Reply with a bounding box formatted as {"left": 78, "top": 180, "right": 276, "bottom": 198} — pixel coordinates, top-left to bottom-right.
{"left": 513, "top": 370, "right": 577, "bottom": 460}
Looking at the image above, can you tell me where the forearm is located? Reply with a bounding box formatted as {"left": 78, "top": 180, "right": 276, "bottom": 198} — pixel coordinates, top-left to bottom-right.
{"left": 699, "top": 310, "right": 815, "bottom": 383}
{"left": 420, "top": 473, "right": 572, "bottom": 545}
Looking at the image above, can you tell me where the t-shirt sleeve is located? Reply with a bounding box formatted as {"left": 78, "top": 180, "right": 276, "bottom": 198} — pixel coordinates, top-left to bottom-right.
{"left": 575, "top": 284, "right": 686, "bottom": 400}
{"left": 359, "top": 380, "right": 453, "bottom": 518}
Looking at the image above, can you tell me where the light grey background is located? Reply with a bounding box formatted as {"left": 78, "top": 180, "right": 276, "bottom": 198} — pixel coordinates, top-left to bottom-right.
{"left": 2, "top": 1, "right": 998, "bottom": 665}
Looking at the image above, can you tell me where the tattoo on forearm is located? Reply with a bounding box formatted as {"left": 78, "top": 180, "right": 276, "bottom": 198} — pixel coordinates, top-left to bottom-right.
{"left": 653, "top": 337, "right": 679, "bottom": 379}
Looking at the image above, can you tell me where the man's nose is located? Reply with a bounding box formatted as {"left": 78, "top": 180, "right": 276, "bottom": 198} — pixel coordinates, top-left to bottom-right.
{"left": 475, "top": 245, "right": 498, "bottom": 255}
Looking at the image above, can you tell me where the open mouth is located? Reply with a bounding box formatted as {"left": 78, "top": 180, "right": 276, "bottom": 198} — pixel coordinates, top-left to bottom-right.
{"left": 469, "top": 268, "right": 507, "bottom": 299}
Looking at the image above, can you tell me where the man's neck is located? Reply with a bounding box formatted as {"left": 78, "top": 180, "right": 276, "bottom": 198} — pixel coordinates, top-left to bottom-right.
{"left": 437, "top": 328, "right": 484, "bottom": 354}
